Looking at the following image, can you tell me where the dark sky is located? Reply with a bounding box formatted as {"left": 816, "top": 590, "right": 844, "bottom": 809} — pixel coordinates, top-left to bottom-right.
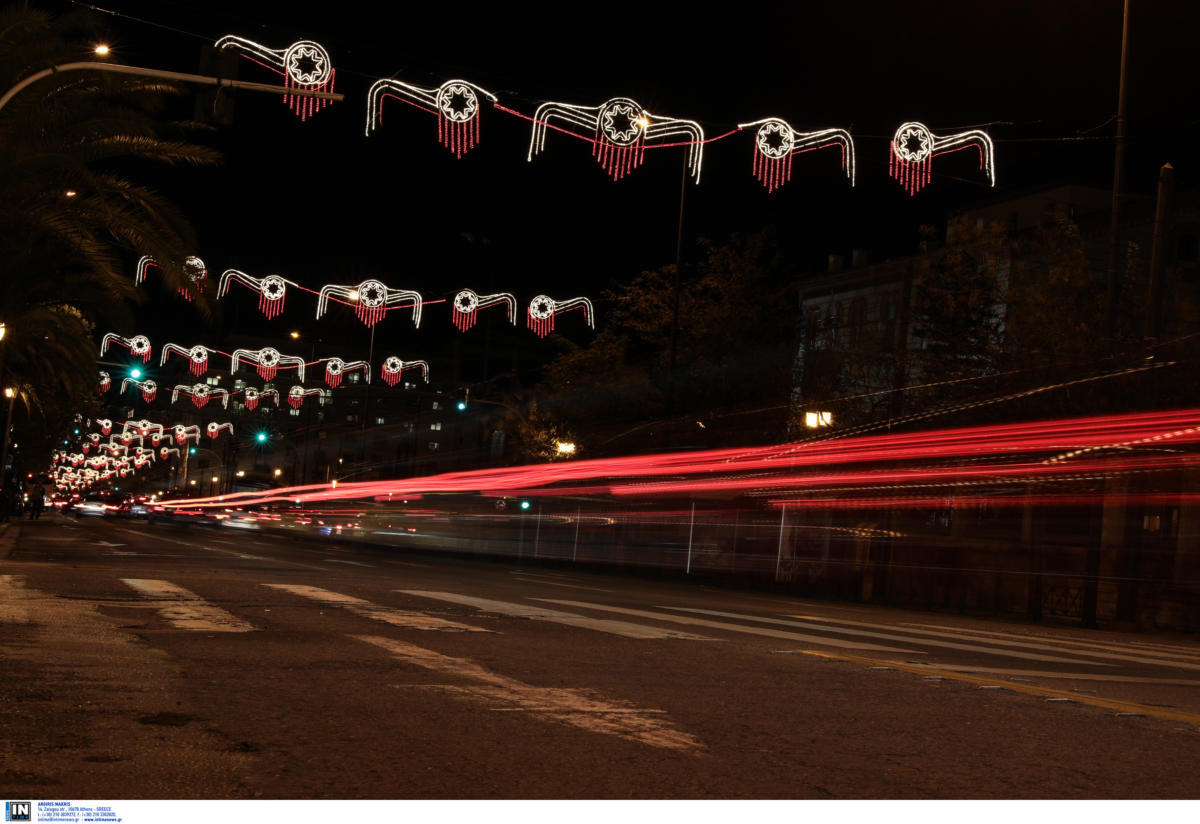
{"left": 43, "top": 0, "right": 1200, "bottom": 369}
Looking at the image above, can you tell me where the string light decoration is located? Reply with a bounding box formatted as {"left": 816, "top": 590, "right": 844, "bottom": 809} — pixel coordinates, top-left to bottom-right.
{"left": 171, "top": 383, "right": 230, "bottom": 409}
{"left": 120, "top": 377, "right": 158, "bottom": 403}
{"left": 99, "top": 371, "right": 110, "bottom": 393}
{"left": 243, "top": 387, "right": 280, "bottom": 411}
{"left": 321, "top": 358, "right": 370, "bottom": 388}
{"left": 366, "top": 78, "right": 498, "bottom": 158}
{"left": 161, "top": 343, "right": 219, "bottom": 377}
{"left": 172, "top": 425, "right": 201, "bottom": 446}
{"left": 136, "top": 255, "right": 208, "bottom": 301}
{"left": 528, "top": 97, "right": 706, "bottom": 183}
{"left": 287, "top": 385, "right": 328, "bottom": 409}
{"left": 231, "top": 347, "right": 305, "bottom": 382}
{"left": 206, "top": 422, "right": 234, "bottom": 440}
{"left": 159, "top": 446, "right": 180, "bottom": 460}
{"left": 888, "top": 121, "right": 995, "bottom": 195}
{"left": 737, "top": 119, "right": 856, "bottom": 192}
{"left": 316, "top": 279, "right": 423, "bottom": 329}
{"left": 526, "top": 295, "right": 595, "bottom": 338}
{"left": 101, "top": 333, "right": 152, "bottom": 362}
{"left": 451, "top": 289, "right": 516, "bottom": 332}
{"left": 215, "top": 35, "right": 336, "bottom": 121}
{"left": 218, "top": 270, "right": 300, "bottom": 320}
{"left": 96, "top": 418, "right": 112, "bottom": 436}
{"left": 380, "top": 356, "right": 429, "bottom": 386}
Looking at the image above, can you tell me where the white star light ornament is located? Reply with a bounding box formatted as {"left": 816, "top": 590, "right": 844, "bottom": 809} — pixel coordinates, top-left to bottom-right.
{"left": 206, "top": 422, "right": 234, "bottom": 440}
{"left": 243, "top": 387, "right": 280, "bottom": 412}
{"left": 136, "top": 255, "right": 208, "bottom": 301}
{"left": 527, "top": 295, "right": 595, "bottom": 338}
{"left": 317, "top": 279, "right": 422, "bottom": 329}
{"left": 529, "top": 97, "right": 706, "bottom": 183}
{"left": 219, "top": 270, "right": 301, "bottom": 321}
{"left": 171, "top": 383, "right": 231, "bottom": 410}
{"left": 367, "top": 78, "right": 498, "bottom": 158}
{"left": 161, "top": 343, "right": 220, "bottom": 377}
{"left": 215, "top": 35, "right": 336, "bottom": 121}
{"left": 231, "top": 347, "right": 306, "bottom": 382}
{"left": 287, "top": 386, "right": 328, "bottom": 409}
{"left": 101, "top": 333, "right": 152, "bottom": 363}
{"left": 120, "top": 377, "right": 158, "bottom": 403}
{"left": 737, "top": 119, "right": 856, "bottom": 193}
{"left": 380, "top": 357, "right": 429, "bottom": 387}
{"left": 322, "top": 358, "right": 370, "bottom": 388}
{"left": 452, "top": 289, "right": 517, "bottom": 332}
{"left": 889, "top": 121, "right": 996, "bottom": 195}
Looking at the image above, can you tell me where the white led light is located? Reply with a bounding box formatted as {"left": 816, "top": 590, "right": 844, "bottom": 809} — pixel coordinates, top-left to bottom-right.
{"left": 135, "top": 255, "right": 207, "bottom": 301}
{"left": 119, "top": 377, "right": 157, "bottom": 403}
{"left": 218, "top": 269, "right": 299, "bottom": 320}
{"left": 215, "top": 35, "right": 336, "bottom": 121}
{"left": 366, "top": 78, "right": 498, "bottom": 158}
{"left": 322, "top": 357, "right": 370, "bottom": 388}
{"left": 232, "top": 346, "right": 305, "bottom": 382}
{"left": 452, "top": 289, "right": 517, "bottom": 332}
{"left": 737, "top": 118, "right": 856, "bottom": 192}
{"left": 98, "top": 371, "right": 111, "bottom": 393}
{"left": 529, "top": 96, "right": 706, "bottom": 183}
{"left": 101, "top": 333, "right": 152, "bottom": 362}
{"left": 526, "top": 295, "right": 595, "bottom": 338}
{"left": 286, "top": 385, "right": 327, "bottom": 409}
{"left": 171, "top": 383, "right": 230, "bottom": 409}
{"left": 889, "top": 121, "right": 995, "bottom": 195}
{"left": 381, "top": 357, "right": 429, "bottom": 386}
{"left": 243, "top": 386, "right": 280, "bottom": 411}
{"left": 206, "top": 422, "right": 234, "bottom": 440}
{"left": 316, "top": 279, "right": 422, "bottom": 329}
{"left": 161, "top": 343, "right": 218, "bottom": 376}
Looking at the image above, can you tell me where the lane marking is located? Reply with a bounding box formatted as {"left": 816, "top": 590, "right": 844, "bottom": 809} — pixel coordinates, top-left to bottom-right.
{"left": 899, "top": 622, "right": 1200, "bottom": 661}
{"left": 398, "top": 591, "right": 713, "bottom": 640}
{"left": 785, "top": 648, "right": 1200, "bottom": 727}
{"left": 120, "top": 578, "right": 257, "bottom": 632}
{"left": 508, "top": 575, "right": 614, "bottom": 593}
{"left": 263, "top": 584, "right": 490, "bottom": 633}
{"left": 324, "top": 559, "right": 375, "bottom": 568}
{"left": 666, "top": 607, "right": 1107, "bottom": 666}
{"left": 536, "top": 599, "right": 920, "bottom": 654}
{"left": 354, "top": 634, "right": 703, "bottom": 752}
{"left": 900, "top": 663, "right": 1200, "bottom": 687}
{"left": 113, "top": 528, "right": 310, "bottom": 568}
{"left": 793, "top": 613, "right": 1200, "bottom": 672}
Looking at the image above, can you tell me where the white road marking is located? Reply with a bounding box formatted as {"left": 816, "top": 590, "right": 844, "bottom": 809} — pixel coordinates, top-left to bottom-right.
{"left": 120, "top": 578, "right": 257, "bottom": 632}
{"left": 903, "top": 665, "right": 1200, "bottom": 687}
{"left": 508, "top": 575, "right": 614, "bottom": 593}
{"left": 354, "top": 634, "right": 702, "bottom": 752}
{"left": 324, "top": 559, "right": 375, "bottom": 568}
{"left": 113, "top": 528, "right": 301, "bottom": 567}
{"left": 398, "top": 591, "right": 713, "bottom": 640}
{"left": 667, "top": 607, "right": 1108, "bottom": 666}
{"left": 900, "top": 622, "right": 1200, "bottom": 663}
{"left": 793, "top": 613, "right": 1198, "bottom": 671}
{"left": 536, "top": 599, "right": 920, "bottom": 654}
{"left": 263, "top": 584, "right": 490, "bottom": 632}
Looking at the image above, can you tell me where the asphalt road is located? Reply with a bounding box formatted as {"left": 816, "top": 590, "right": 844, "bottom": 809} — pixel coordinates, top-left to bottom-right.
{"left": 2, "top": 514, "right": 1198, "bottom": 799}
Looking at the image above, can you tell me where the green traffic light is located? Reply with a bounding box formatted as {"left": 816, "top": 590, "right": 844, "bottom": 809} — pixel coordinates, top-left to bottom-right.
{"left": 520, "top": 500, "right": 531, "bottom": 510}
{"left": 456, "top": 401, "right": 467, "bottom": 411}
{"left": 189, "top": 447, "right": 196, "bottom": 455}
{"left": 129, "top": 367, "right": 142, "bottom": 379}
{"left": 256, "top": 432, "right": 268, "bottom": 443}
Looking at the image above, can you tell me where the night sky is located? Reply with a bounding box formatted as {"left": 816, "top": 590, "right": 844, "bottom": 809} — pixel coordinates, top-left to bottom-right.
{"left": 40, "top": 0, "right": 1200, "bottom": 372}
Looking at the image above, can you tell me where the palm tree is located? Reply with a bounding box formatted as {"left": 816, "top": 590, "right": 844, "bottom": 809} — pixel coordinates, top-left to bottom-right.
{"left": 0, "top": 5, "right": 222, "bottom": 473}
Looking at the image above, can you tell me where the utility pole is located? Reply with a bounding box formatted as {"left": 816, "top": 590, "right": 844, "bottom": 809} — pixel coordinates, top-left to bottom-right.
{"left": 1103, "top": 0, "right": 1131, "bottom": 354}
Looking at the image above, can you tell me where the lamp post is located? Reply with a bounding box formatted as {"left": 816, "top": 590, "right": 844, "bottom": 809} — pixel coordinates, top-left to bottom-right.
{"left": 0, "top": 387, "right": 14, "bottom": 485}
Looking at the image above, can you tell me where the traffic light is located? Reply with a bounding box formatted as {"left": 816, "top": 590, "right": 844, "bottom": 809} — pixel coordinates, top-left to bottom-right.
{"left": 128, "top": 367, "right": 142, "bottom": 380}
{"left": 519, "top": 500, "right": 531, "bottom": 511}
{"left": 455, "top": 388, "right": 469, "bottom": 412}
{"left": 256, "top": 431, "right": 268, "bottom": 443}
{"left": 188, "top": 446, "right": 197, "bottom": 455}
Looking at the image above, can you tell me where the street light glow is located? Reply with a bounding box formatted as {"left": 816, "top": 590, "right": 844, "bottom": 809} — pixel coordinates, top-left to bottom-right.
{"left": 93, "top": 44, "right": 111, "bottom": 56}
{"left": 556, "top": 441, "right": 576, "bottom": 455}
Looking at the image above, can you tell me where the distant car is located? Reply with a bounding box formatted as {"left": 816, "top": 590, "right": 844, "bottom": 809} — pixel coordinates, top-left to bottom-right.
{"left": 116, "top": 500, "right": 149, "bottom": 519}
{"left": 74, "top": 499, "right": 111, "bottom": 517}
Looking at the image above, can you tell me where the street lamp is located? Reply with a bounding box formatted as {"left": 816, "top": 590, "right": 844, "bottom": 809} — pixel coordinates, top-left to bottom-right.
{"left": 0, "top": 387, "right": 15, "bottom": 485}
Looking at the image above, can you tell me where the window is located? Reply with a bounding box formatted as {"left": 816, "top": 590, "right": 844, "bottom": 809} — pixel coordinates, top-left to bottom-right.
{"left": 349, "top": 373, "right": 361, "bottom": 384}
{"left": 428, "top": 441, "right": 440, "bottom": 451}
{"left": 375, "top": 417, "right": 385, "bottom": 425}
{"left": 430, "top": 422, "right": 442, "bottom": 431}
{"left": 289, "top": 407, "right": 300, "bottom": 417}
{"left": 206, "top": 376, "right": 221, "bottom": 386}
{"left": 403, "top": 381, "right": 416, "bottom": 391}
{"left": 431, "top": 401, "right": 442, "bottom": 411}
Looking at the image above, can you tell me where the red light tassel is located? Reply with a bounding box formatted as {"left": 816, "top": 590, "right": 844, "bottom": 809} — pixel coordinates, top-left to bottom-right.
{"left": 142, "top": 388, "right": 156, "bottom": 403}
{"left": 258, "top": 364, "right": 277, "bottom": 381}
{"left": 190, "top": 356, "right": 206, "bottom": 377}
{"left": 326, "top": 370, "right": 342, "bottom": 389}
{"left": 192, "top": 395, "right": 208, "bottom": 409}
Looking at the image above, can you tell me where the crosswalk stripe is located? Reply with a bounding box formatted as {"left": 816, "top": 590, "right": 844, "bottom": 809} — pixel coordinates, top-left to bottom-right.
{"left": 263, "top": 584, "right": 491, "bottom": 632}
{"left": 668, "top": 607, "right": 1110, "bottom": 666}
{"left": 900, "top": 622, "right": 1200, "bottom": 663}
{"left": 398, "top": 591, "right": 713, "bottom": 640}
{"left": 536, "top": 599, "right": 920, "bottom": 653}
{"left": 120, "top": 578, "right": 257, "bottom": 632}
{"left": 354, "top": 634, "right": 703, "bottom": 752}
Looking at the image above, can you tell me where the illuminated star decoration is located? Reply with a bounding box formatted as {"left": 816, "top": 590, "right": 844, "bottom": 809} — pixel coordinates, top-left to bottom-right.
{"left": 317, "top": 279, "right": 423, "bottom": 329}
{"left": 120, "top": 377, "right": 157, "bottom": 403}
{"left": 136, "top": 255, "right": 208, "bottom": 301}
{"left": 321, "top": 358, "right": 370, "bottom": 388}
{"left": 526, "top": 295, "right": 595, "bottom": 338}
{"left": 529, "top": 97, "right": 706, "bottom": 183}
{"left": 737, "top": 118, "right": 856, "bottom": 193}
{"left": 889, "top": 121, "right": 996, "bottom": 195}
{"left": 219, "top": 270, "right": 300, "bottom": 321}
{"left": 243, "top": 387, "right": 280, "bottom": 412}
{"left": 96, "top": 418, "right": 113, "bottom": 436}
{"left": 99, "top": 371, "right": 111, "bottom": 393}
{"left": 206, "top": 422, "right": 234, "bottom": 440}
{"left": 231, "top": 347, "right": 305, "bottom": 382}
{"left": 215, "top": 35, "right": 336, "bottom": 121}
{"left": 366, "top": 78, "right": 498, "bottom": 158}
{"left": 171, "top": 383, "right": 230, "bottom": 410}
{"left": 451, "top": 289, "right": 517, "bottom": 332}
{"left": 161, "top": 343, "right": 220, "bottom": 377}
{"left": 380, "top": 357, "right": 429, "bottom": 387}
{"left": 159, "top": 446, "right": 180, "bottom": 460}
{"left": 287, "top": 386, "right": 328, "bottom": 410}
{"left": 172, "top": 425, "right": 201, "bottom": 446}
{"left": 101, "top": 333, "right": 152, "bottom": 363}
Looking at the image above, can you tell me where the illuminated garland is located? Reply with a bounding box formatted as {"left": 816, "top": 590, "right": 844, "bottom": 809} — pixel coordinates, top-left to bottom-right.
{"left": 161, "top": 343, "right": 219, "bottom": 377}
{"left": 99, "top": 371, "right": 111, "bottom": 393}
{"left": 172, "top": 425, "right": 201, "bottom": 446}
{"left": 366, "top": 78, "right": 498, "bottom": 158}
{"left": 287, "top": 385, "right": 328, "bottom": 409}
{"left": 206, "top": 422, "right": 234, "bottom": 440}
{"left": 171, "top": 383, "right": 230, "bottom": 410}
{"left": 159, "top": 446, "right": 180, "bottom": 460}
{"left": 120, "top": 377, "right": 157, "bottom": 403}
{"left": 136, "top": 255, "right": 208, "bottom": 301}
{"left": 737, "top": 119, "right": 856, "bottom": 192}
{"left": 452, "top": 289, "right": 516, "bottom": 332}
{"left": 526, "top": 295, "right": 595, "bottom": 338}
{"left": 529, "top": 97, "right": 706, "bottom": 183}
{"left": 215, "top": 35, "right": 336, "bottom": 120}
{"left": 231, "top": 347, "right": 305, "bottom": 382}
{"left": 317, "top": 279, "right": 422, "bottom": 329}
{"left": 889, "top": 121, "right": 995, "bottom": 195}
{"left": 96, "top": 418, "right": 112, "bottom": 436}
{"left": 322, "top": 357, "right": 370, "bottom": 388}
{"left": 101, "top": 333, "right": 151, "bottom": 363}
{"left": 381, "top": 356, "right": 428, "bottom": 386}
{"left": 243, "top": 387, "right": 280, "bottom": 411}
{"left": 219, "top": 270, "right": 299, "bottom": 320}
